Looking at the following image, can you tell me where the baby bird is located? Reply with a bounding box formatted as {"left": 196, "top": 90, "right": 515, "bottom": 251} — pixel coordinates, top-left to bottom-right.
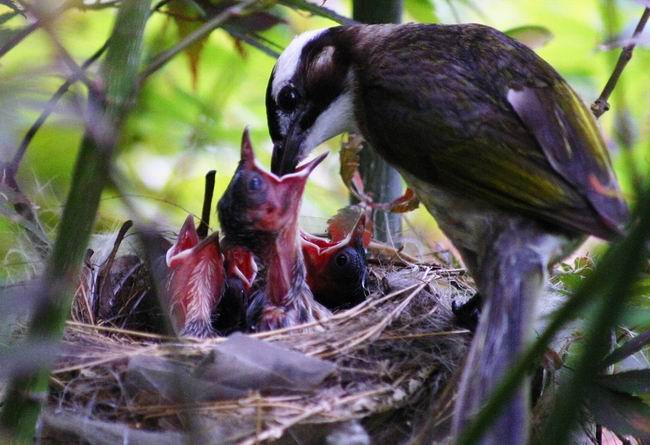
{"left": 218, "top": 129, "right": 330, "bottom": 331}
{"left": 301, "top": 213, "right": 369, "bottom": 310}
{"left": 165, "top": 216, "right": 225, "bottom": 337}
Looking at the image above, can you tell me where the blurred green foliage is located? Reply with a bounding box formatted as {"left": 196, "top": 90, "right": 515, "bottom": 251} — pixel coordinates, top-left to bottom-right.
{"left": 0, "top": 0, "right": 649, "bottom": 278}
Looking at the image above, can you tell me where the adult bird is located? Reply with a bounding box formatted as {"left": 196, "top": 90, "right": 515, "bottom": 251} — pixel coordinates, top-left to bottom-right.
{"left": 264, "top": 24, "right": 629, "bottom": 444}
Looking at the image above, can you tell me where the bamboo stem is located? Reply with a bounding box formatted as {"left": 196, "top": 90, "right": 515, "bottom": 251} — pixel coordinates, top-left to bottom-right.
{"left": 0, "top": 1, "right": 151, "bottom": 442}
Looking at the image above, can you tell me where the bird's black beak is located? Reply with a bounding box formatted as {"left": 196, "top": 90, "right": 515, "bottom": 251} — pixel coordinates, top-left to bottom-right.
{"left": 271, "top": 117, "right": 308, "bottom": 176}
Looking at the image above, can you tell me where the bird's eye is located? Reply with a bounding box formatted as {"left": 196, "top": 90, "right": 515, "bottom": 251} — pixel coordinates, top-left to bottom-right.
{"left": 277, "top": 84, "right": 300, "bottom": 112}
{"left": 335, "top": 252, "right": 349, "bottom": 267}
{"left": 248, "top": 174, "right": 263, "bottom": 192}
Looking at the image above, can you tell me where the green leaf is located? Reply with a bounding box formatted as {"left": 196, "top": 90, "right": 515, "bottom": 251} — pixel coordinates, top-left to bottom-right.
{"left": 0, "top": 0, "right": 21, "bottom": 15}
{"left": 0, "top": 11, "right": 19, "bottom": 25}
{"left": 602, "top": 329, "right": 650, "bottom": 368}
{"left": 598, "top": 370, "right": 650, "bottom": 394}
{"left": 404, "top": 0, "right": 437, "bottom": 23}
{"left": 552, "top": 256, "right": 594, "bottom": 293}
{"left": 505, "top": 25, "right": 554, "bottom": 50}
{"left": 587, "top": 384, "right": 650, "bottom": 441}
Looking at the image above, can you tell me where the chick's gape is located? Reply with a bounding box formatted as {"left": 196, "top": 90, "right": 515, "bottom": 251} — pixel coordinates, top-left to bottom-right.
{"left": 265, "top": 24, "right": 628, "bottom": 445}
{"left": 217, "top": 130, "right": 331, "bottom": 332}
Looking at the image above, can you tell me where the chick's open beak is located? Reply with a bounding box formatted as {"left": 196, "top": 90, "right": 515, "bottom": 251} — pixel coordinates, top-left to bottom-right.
{"left": 165, "top": 215, "right": 225, "bottom": 337}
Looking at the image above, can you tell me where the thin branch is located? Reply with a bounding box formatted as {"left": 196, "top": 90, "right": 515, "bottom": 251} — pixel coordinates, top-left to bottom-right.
{"left": 223, "top": 26, "right": 281, "bottom": 58}
{"left": 14, "top": 0, "right": 97, "bottom": 92}
{"left": 591, "top": 7, "right": 650, "bottom": 118}
{"left": 139, "top": 0, "right": 259, "bottom": 81}
{"left": 278, "top": 0, "right": 356, "bottom": 25}
{"left": 11, "top": 39, "right": 110, "bottom": 171}
{"left": 0, "top": 0, "right": 81, "bottom": 59}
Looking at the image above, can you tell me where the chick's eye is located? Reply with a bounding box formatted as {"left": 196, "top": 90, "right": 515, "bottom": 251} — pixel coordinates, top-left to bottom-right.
{"left": 277, "top": 85, "right": 300, "bottom": 112}
{"left": 248, "top": 175, "right": 263, "bottom": 192}
{"left": 335, "top": 252, "right": 349, "bottom": 267}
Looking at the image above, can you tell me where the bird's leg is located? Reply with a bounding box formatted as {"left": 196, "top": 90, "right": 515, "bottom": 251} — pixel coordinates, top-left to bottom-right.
{"left": 452, "top": 220, "right": 563, "bottom": 445}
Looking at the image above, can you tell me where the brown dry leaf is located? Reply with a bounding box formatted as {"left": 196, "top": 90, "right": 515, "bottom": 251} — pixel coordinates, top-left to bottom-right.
{"left": 126, "top": 333, "right": 334, "bottom": 403}
{"left": 327, "top": 205, "right": 365, "bottom": 242}
{"left": 168, "top": 1, "right": 206, "bottom": 90}
{"left": 388, "top": 188, "right": 420, "bottom": 213}
{"left": 339, "top": 133, "right": 364, "bottom": 189}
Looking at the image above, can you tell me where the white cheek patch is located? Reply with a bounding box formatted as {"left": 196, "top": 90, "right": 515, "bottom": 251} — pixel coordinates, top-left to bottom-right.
{"left": 303, "top": 89, "right": 356, "bottom": 151}
{"left": 272, "top": 29, "right": 327, "bottom": 99}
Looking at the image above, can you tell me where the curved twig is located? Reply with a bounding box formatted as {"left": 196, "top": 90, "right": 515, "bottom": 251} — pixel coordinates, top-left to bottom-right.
{"left": 591, "top": 7, "right": 650, "bottom": 118}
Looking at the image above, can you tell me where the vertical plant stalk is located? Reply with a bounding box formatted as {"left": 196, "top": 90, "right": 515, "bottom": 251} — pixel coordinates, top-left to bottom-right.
{"left": 0, "top": 0, "right": 151, "bottom": 442}
{"left": 352, "top": 0, "right": 403, "bottom": 243}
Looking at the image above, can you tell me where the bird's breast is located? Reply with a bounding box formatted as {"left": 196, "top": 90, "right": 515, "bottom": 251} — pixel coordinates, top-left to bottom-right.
{"left": 400, "top": 171, "right": 506, "bottom": 257}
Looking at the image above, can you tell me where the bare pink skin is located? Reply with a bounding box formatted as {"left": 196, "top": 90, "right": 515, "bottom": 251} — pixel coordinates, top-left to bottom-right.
{"left": 224, "top": 245, "right": 258, "bottom": 295}
{"left": 166, "top": 216, "right": 225, "bottom": 337}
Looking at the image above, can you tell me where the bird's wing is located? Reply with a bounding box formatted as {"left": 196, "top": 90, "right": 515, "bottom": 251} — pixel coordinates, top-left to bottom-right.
{"left": 354, "top": 24, "right": 628, "bottom": 239}
{"left": 506, "top": 82, "right": 628, "bottom": 236}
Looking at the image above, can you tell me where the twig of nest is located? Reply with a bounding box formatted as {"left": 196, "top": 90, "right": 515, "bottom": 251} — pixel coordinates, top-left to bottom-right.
{"left": 44, "top": 259, "right": 474, "bottom": 444}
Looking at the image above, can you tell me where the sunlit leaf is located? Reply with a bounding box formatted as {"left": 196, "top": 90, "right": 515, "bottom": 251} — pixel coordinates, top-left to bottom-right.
{"left": 505, "top": 25, "right": 554, "bottom": 50}
{"left": 598, "top": 369, "right": 650, "bottom": 394}
{"left": 587, "top": 384, "right": 650, "bottom": 440}
{"left": 404, "top": 0, "right": 437, "bottom": 23}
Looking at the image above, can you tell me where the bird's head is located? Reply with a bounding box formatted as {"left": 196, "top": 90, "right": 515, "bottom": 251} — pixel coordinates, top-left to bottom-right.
{"left": 301, "top": 213, "right": 369, "bottom": 309}
{"left": 165, "top": 215, "right": 224, "bottom": 334}
{"left": 266, "top": 28, "right": 356, "bottom": 175}
{"left": 217, "top": 129, "right": 327, "bottom": 248}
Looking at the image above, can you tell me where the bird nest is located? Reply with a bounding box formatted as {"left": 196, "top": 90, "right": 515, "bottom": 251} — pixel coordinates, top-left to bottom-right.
{"left": 38, "top": 252, "right": 474, "bottom": 444}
